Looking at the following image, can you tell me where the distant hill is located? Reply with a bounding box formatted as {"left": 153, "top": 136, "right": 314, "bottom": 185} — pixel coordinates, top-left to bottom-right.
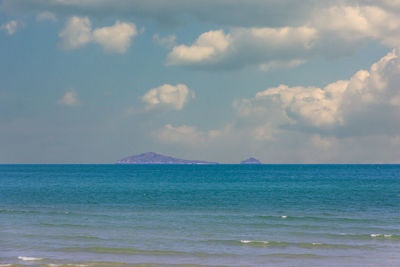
{"left": 116, "top": 152, "right": 219, "bottom": 164}
{"left": 240, "top": 157, "right": 262, "bottom": 164}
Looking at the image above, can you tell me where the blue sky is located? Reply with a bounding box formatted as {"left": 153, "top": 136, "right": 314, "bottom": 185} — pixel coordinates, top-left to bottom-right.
{"left": 1, "top": 0, "right": 400, "bottom": 163}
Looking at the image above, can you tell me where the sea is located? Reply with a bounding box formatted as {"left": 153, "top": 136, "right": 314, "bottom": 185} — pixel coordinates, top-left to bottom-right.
{"left": 0, "top": 164, "right": 399, "bottom": 267}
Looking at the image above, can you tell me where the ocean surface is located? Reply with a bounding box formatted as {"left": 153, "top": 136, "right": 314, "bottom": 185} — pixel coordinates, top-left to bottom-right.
{"left": 0, "top": 165, "right": 400, "bottom": 267}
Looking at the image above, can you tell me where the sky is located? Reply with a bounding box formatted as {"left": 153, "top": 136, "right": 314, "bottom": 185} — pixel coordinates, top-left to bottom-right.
{"left": 1, "top": 0, "right": 400, "bottom": 163}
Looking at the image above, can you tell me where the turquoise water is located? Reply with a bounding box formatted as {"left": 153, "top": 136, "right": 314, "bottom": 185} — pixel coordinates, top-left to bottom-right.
{"left": 0, "top": 165, "right": 400, "bottom": 266}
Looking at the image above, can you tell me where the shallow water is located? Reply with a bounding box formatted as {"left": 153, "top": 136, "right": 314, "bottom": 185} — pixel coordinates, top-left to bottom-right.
{"left": 0, "top": 165, "right": 400, "bottom": 266}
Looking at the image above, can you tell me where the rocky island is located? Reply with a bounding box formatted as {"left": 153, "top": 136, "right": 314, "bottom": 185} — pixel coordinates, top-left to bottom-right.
{"left": 240, "top": 157, "right": 262, "bottom": 164}
{"left": 116, "top": 152, "right": 219, "bottom": 164}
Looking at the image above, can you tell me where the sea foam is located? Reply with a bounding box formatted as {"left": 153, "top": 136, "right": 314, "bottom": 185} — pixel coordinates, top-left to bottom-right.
{"left": 370, "top": 234, "right": 392, "bottom": 238}
{"left": 240, "top": 240, "right": 269, "bottom": 244}
{"left": 18, "top": 256, "right": 44, "bottom": 261}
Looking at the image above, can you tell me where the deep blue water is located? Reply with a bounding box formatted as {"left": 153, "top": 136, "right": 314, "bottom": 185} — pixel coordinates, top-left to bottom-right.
{"left": 0, "top": 165, "right": 400, "bottom": 266}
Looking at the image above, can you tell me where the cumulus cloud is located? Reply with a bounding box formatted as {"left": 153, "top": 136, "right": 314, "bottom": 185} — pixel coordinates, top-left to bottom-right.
{"left": 166, "top": 26, "right": 317, "bottom": 69}
{"left": 92, "top": 21, "right": 137, "bottom": 53}
{"left": 314, "top": 5, "right": 400, "bottom": 47}
{"left": 59, "top": 16, "right": 92, "bottom": 50}
{"left": 58, "top": 90, "right": 80, "bottom": 106}
{"left": 151, "top": 49, "right": 400, "bottom": 162}
{"left": 36, "top": 11, "right": 57, "bottom": 22}
{"left": 59, "top": 16, "right": 137, "bottom": 53}
{"left": 8, "top": 1, "right": 400, "bottom": 36}
{"left": 167, "top": 5, "right": 400, "bottom": 70}
{"left": 1, "top": 20, "right": 21, "bottom": 35}
{"left": 4, "top": 1, "right": 400, "bottom": 69}
{"left": 142, "top": 83, "right": 195, "bottom": 110}
{"left": 167, "top": 30, "right": 232, "bottom": 66}
{"left": 235, "top": 49, "right": 400, "bottom": 136}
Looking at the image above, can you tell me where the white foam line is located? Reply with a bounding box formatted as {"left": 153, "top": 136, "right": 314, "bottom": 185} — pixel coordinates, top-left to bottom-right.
{"left": 370, "top": 233, "right": 393, "bottom": 238}
{"left": 18, "top": 256, "right": 44, "bottom": 261}
{"left": 240, "top": 240, "right": 269, "bottom": 244}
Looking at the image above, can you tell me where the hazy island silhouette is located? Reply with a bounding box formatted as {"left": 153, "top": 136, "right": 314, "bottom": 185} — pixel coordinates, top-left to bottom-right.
{"left": 117, "top": 152, "right": 262, "bottom": 164}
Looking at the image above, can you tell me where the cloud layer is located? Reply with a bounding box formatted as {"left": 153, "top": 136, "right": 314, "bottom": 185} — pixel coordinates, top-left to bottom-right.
{"left": 59, "top": 16, "right": 137, "bottom": 53}
{"left": 154, "top": 49, "right": 400, "bottom": 162}
{"left": 5, "top": 1, "right": 400, "bottom": 69}
{"left": 0, "top": 0, "right": 323, "bottom": 27}
{"left": 165, "top": 5, "right": 400, "bottom": 70}
{"left": 167, "top": 27, "right": 316, "bottom": 69}
{"left": 3, "top": 0, "right": 400, "bottom": 163}
{"left": 235, "top": 49, "right": 400, "bottom": 135}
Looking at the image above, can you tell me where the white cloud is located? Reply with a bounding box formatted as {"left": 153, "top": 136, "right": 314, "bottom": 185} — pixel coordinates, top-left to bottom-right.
{"left": 4, "top": 0, "right": 400, "bottom": 163}
{"left": 142, "top": 83, "right": 195, "bottom": 110}
{"left": 5, "top": 1, "right": 400, "bottom": 69}
{"left": 253, "top": 83, "right": 346, "bottom": 128}
{"left": 59, "top": 16, "right": 137, "bottom": 53}
{"left": 166, "top": 26, "right": 317, "bottom": 69}
{"left": 166, "top": 5, "right": 400, "bottom": 70}
{"left": 145, "top": 48, "right": 400, "bottom": 163}
{"left": 1, "top": 20, "right": 21, "bottom": 35}
{"left": 235, "top": 49, "right": 400, "bottom": 135}
{"left": 36, "top": 11, "right": 57, "bottom": 22}
{"left": 152, "top": 48, "right": 400, "bottom": 162}
{"left": 58, "top": 90, "right": 80, "bottom": 106}
{"left": 167, "top": 30, "right": 232, "bottom": 66}
{"left": 92, "top": 21, "right": 137, "bottom": 53}
{"left": 59, "top": 16, "right": 92, "bottom": 50}
{"left": 314, "top": 5, "right": 400, "bottom": 47}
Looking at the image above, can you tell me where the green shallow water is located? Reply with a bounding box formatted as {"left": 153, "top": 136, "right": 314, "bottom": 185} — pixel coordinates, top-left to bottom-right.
{"left": 1, "top": 164, "right": 400, "bottom": 266}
